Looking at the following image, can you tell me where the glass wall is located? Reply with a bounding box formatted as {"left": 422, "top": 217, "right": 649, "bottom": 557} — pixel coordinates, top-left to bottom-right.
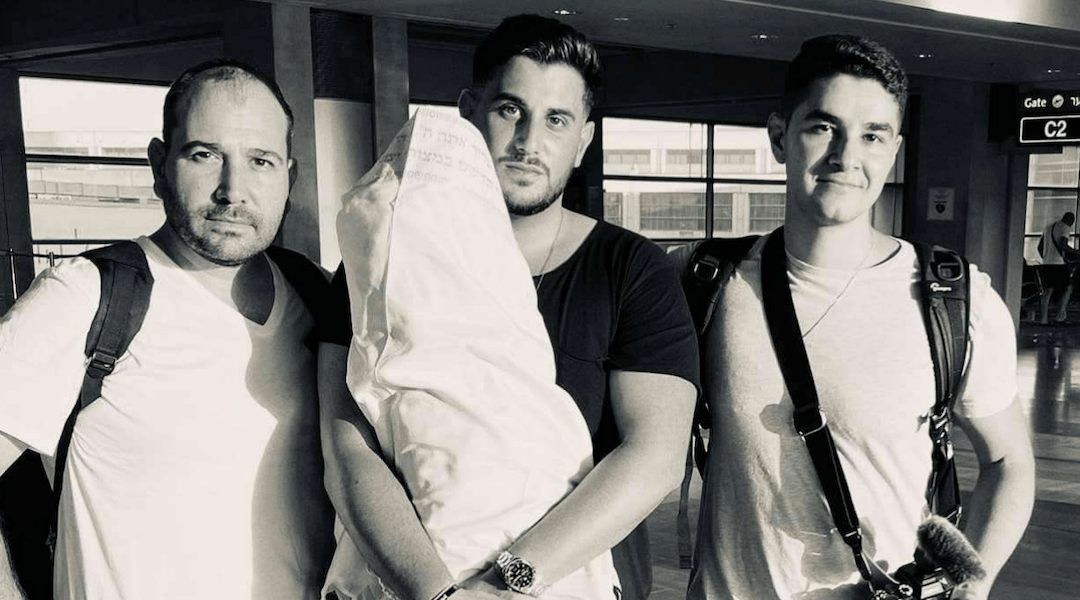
{"left": 1026, "top": 147, "right": 1080, "bottom": 263}
{"left": 602, "top": 119, "right": 784, "bottom": 240}
{"left": 20, "top": 77, "right": 168, "bottom": 273}
{"left": 602, "top": 117, "right": 903, "bottom": 242}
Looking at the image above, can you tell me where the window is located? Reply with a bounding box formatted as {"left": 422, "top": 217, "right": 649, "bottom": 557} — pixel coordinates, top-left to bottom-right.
{"left": 20, "top": 77, "right": 168, "bottom": 273}
{"left": 602, "top": 120, "right": 780, "bottom": 241}
{"left": 749, "top": 192, "right": 787, "bottom": 232}
{"left": 604, "top": 149, "right": 652, "bottom": 173}
{"left": 1025, "top": 147, "right": 1080, "bottom": 262}
{"left": 603, "top": 118, "right": 906, "bottom": 243}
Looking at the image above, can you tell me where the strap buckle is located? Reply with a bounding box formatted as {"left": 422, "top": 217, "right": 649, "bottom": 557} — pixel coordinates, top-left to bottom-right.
{"left": 86, "top": 351, "right": 117, "bottom": 379}
{"left": 691, "top": 256, "right": 721, "bottom": 283}
{"left": 793, "top": 408, "right": 828, "bottom": 438}
{"left": 930, "top": 249, "right": 965, "bottom": 282}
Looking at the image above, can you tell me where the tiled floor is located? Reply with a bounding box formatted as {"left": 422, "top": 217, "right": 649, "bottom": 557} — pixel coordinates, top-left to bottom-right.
{"left": 644, "top": 319, "right": 1080, "bottom": 600}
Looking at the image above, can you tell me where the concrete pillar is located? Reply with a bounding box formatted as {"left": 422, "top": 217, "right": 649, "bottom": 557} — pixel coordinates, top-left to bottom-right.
{"left": 371, "top": 17, "right": 410, "bottom": 157}
{"left": 271, "top": 3, "right": 320, "bottom": 262}
{"left": 223, "top": 2, "right": 321, "bottom": 262}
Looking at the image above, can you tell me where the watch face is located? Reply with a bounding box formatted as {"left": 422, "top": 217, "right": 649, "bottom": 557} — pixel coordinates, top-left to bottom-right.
{"left": 505, "top": 559, "right": 535, "bottom": 590}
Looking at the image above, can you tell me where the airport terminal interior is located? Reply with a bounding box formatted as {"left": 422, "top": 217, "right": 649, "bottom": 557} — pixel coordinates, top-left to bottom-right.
{"left": 2, "top": 0, "right": 1080, "bottom": 598}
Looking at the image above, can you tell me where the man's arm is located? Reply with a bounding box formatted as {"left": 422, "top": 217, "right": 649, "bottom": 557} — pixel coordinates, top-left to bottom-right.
{"left": 0, "top": 433, "right": 31, "bottom": 600}
{"left": 467, "top": 370, "right": 696, "bottom": 590}
{"left": 318, "top": 342, "right": 499, "bottom": 600}
{"left": 952, "top": 399, "right": 1036, "bottom": 599}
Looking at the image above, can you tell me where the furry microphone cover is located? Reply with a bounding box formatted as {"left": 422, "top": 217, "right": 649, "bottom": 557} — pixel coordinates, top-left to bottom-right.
{"left": 917, "top": 515, "right": 987, "bottom": 585}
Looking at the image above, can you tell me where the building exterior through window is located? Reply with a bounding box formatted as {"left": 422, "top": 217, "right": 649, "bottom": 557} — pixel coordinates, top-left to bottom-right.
{"left": 20, "top": 77, "right": 167, "bottom": 273}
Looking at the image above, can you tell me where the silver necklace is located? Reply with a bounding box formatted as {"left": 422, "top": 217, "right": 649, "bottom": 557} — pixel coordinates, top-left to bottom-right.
{"left": 534, "top": 210, "right": 565, "bottom": 292}
{"left": 800, "top": 236, "right": 876, "bottom": 339}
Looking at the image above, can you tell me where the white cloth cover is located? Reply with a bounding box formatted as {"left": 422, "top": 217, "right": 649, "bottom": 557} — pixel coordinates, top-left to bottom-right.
{"left": 322, "top": 108, "right": 618, "bottom": 600}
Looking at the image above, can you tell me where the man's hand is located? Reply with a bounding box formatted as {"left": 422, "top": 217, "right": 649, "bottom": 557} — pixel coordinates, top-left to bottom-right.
{"left": 950, "top": 579, "right": 990, "bottom": 600}
{"left": 460, "top": 567, "right": 532, "bottom": 600}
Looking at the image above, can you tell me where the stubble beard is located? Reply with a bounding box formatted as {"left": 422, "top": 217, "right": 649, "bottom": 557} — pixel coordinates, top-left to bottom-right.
{"left": 504, "top": 168, "right": 573, "bottom": 217}
{"left": 160, "top": 185, "right": 277, "bottom": 266}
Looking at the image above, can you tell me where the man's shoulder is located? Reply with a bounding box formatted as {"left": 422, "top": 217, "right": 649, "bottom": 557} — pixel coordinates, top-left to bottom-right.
{"left": 581, "top": 220, "right": 671, "bottom": 267}
{"left": 23, "top": 253, "right": 104, "bottom": 302}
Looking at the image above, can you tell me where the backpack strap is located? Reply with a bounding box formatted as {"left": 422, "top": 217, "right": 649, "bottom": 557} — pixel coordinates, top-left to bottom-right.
{"left": 683, "top": 236, "right": 761, "bottom": 337}
{"left": 681, "top": 235, "right": 760, "bottom": 472}
{"left": 265, "top": 246, "right": 330, "bottom": 353}
{"left": 913, "top": 242, "right": 970, "bottom": 525}
{"left": 50, "top": 241, "right": 153, "bottom": 555}
{"left": 676, "top": 235, "right": 759, "bottom": 568}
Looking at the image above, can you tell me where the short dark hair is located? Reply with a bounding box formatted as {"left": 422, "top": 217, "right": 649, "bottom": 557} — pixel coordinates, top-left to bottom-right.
{"left": 1064, "top": 212, "right": 1076, "bottom": 225}
{"left": 781, "top": 34, "right": 908, "bottom": 123}
{"left": 162, "top": 58, "right": 294, "bottom": 154}
{"left": 473, "top": 14, "right": 602, "bottom": 114}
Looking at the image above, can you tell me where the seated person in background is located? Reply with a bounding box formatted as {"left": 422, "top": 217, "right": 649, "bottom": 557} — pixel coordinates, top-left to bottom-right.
{"left": 317, "top": 14, "right": 699, "bottom": 600}
{"left": 1037, "top": 211, "right": 1080, "bottom": 324}
{"left": 0, "top": 59, "right": 334, "bottom": 600}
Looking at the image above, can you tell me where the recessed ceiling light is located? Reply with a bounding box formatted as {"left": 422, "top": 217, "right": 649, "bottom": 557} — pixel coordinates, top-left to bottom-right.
{"left": 918, "top": 53, "right": 934, "bottom": 59}
{"left": 552, "top": 9, "right": 579, "bottom": 16}
{"left": 1047, "top": 69, "right": 1062, "bottom": 74}
{"left": 752, "top": 33, "right": 772, "bottom": 41}
{"left": 614, "top": 17, "right": 630, "bottom": 21}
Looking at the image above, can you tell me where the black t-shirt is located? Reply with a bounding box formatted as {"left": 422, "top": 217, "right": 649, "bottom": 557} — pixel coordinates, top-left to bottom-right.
{"left": 320, "top": 220, "right": 700, "bottom": 452}
{"left": 531, "top": 219, "right": 699, "bottom": 461}
{"left": 318, "top": 219, "right": 700, "bottom": 600}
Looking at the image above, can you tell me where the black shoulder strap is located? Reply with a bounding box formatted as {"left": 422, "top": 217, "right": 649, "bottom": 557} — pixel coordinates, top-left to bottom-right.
{"left": 676, "top": 235, "right": 758, "bottom": 568}
{"left": 913, "top": 242, "right": 970, "bottom": 525}
{"left": 265, "top": 246, "right": 330, "bottom": 352}
{"left": 50, "top": 241, "right": 153, "bottom": 555}
{"left": 759, "top": 229, "right": 873, "bottom": 581}
{"left": 758, "top": 231, "right": 972, "bottom": 584}
{"left": 681, "top": 235, "right": 759, "bottom": 473}
{"left": 683, "top": 235, "right": 761, "bottom": 336}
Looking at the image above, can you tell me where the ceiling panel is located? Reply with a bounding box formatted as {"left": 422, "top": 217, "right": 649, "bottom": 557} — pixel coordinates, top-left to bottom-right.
{"left": 261, "top": 0, "right": 1080, "bottom": 86}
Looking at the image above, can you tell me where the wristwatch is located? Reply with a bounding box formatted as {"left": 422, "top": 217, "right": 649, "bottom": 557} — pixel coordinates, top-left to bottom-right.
{"left": 495, "top": 550, "right": 548, "bottom": 597}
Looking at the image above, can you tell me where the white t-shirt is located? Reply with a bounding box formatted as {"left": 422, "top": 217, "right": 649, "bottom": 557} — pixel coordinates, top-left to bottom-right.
{"left": 0, "top": 237, "right": 334, "bottom": 600}
{"left": 687, "top": 236, "right": 1017, "bottom": 600}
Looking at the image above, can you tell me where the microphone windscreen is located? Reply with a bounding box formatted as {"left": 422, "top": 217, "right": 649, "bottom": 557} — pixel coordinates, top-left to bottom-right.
{"left": 917, "top": 515, "right": 987, "bottom": 585}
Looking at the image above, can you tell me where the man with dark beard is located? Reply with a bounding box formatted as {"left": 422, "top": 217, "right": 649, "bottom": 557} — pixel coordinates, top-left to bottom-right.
{"left": 0, "top": 60, "right": 334, "bottom": 600}
{"left": 318, "top": 14, "right": 698, "bottom": 600}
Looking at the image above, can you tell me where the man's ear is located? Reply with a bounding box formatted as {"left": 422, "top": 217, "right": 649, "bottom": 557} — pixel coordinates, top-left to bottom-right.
{"left": 574, "top": 120, "right": 596, "bottom": 167}
{"left": 148, "top": 138, "right": 170, "bottom": 201}
{"left": 766, "top": 113, "right": 787, "bottom": 164}
{"left": 288, "top": 158, "right": 298, "bottom": 192}
{"left": 458, "top": 88, "right": 476, "bottom": 121}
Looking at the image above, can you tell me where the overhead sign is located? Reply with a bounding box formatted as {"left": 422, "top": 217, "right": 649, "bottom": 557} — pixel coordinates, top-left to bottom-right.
{"left": 1018, "top": 90, "right": 1080, "bottom": 144}
{"left": 1020, "top": 116, "right": 1080, "bottom": 144}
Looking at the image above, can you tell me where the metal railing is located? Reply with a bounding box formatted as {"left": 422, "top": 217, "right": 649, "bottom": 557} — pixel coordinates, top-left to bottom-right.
{"left": 2, "top": 240, "right": 119, "bottom": 303}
